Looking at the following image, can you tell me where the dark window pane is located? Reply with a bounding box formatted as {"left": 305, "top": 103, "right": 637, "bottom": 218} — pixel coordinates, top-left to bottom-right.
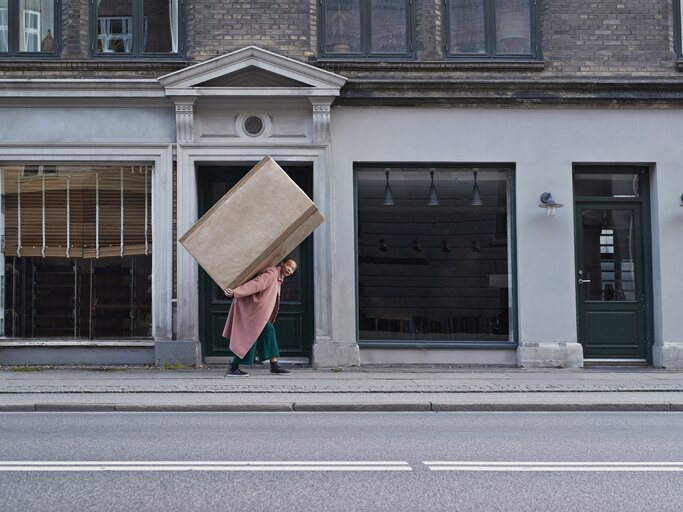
{"left": 449, "top": 0, "right": 486, "bottom": 54}
{"left": 96, "top": 0, "right": 133, "bottom": 53}
{"left": 574, "top": 173, "right": 640, "bottom": 198}
{"left": 581, "top": 210, "right": 636, "bottom": 302}
{"left": 324, "top": 0, "right": 361, "bottom": 53}
{"left": 370, "top": 0, "right": 407, "bottom": 54}
{"left": 495, "top": 0, "right": 531, "bottom": 54}
{"left": 4, "top": 256, "right": 152, "bottom": 338}
{"left": 143, "top": 0, "right": 179, "bottom": 53}
{"left": 357, "top": 167, "right": 511, "bottom": 342}
{"left": 19, "top": 0, "right": 54, "bottom": 52}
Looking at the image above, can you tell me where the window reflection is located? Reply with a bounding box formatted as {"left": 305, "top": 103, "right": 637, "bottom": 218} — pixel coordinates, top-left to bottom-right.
{"left": 574, "top": 173, "right": 640, "bottom": 198}
{"left": 581, "top": 209, "right": 636, "bottom": 302}
{"left": 357, "top": 167, "right": 512, "bottom": 342}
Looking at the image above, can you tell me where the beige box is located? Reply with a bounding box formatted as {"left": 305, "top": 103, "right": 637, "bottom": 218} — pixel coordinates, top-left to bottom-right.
{"left": 179, "top": 156, "right": 323, "bottom": 290}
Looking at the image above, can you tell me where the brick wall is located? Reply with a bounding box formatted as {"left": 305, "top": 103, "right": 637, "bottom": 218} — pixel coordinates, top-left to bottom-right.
{"left": 1, "top": 0, "right": 681, "bottom": 81}
{"left": 60, "top": 0, "right": 90, "bottom": 60}
{"left": 186, "top": 0, "right": 317, "bottom": 64}
{"left": 541, "top": 0, "right": 678, "bottom": 77}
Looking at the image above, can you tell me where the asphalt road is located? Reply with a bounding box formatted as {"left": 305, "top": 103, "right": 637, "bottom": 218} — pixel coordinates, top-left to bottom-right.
{"left": 1, "top": 412, "right": 682, "bottom": 512}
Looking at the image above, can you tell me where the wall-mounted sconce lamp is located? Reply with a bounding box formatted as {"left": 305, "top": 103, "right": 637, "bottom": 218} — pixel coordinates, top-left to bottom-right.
{"left": 428, "top": 168, "right": 439, "bottom": 206}
{"left": 383, "top": 169, "right": 395, "bottom": 206}
{"left": 538, "top": 192, "right": 563, "bottom": 216}
{"left": 471, "top": 170, "right": 483, "bottom": 206}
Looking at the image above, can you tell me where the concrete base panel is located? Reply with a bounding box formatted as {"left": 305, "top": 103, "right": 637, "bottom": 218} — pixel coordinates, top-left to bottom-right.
{"left": 154, "top": 340, "right": 202, "bottom": 367}
{"left": 0, "top": 345, "right": 154, "bottom": 366}
{"left": 312, "top": 341, "right": 361, "bottom": 368}
{"left": 653, "top": 342, "right": 683, "bottom": 369}
{"left": 360, "top": 348, "right": 517, "bottom": 366}
{"left": 517, "top": 342, "right": 584, "bottom": 368}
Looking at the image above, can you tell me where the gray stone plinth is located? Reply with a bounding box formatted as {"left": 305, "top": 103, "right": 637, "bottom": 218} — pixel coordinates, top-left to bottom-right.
{"left": 517, "top": 341, "right": 584, "bottom": 368}
{"left": 653, "top": 342, "right": 683, "bottom": 369}
{"left": 312, "top": 341, "right": 361, "bottom": 368}
{"left": 154, "top": 340, "right": 201, "bottom": 367}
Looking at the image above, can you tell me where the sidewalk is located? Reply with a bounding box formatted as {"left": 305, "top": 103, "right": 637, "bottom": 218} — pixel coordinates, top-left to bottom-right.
{"left": 2, "top": 365, "right": 683, "bottom": 412}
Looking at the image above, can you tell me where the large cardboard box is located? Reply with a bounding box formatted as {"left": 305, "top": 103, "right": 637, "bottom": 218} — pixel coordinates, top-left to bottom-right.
{"left": 179, "top": 156, "right": 323, "bottom": 291}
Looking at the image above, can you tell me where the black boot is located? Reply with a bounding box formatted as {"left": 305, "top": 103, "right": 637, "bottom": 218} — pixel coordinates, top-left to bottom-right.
{"left": 226, "top": 363, "right": 248, "bottom": 377}
{"left": 270, "top": 361, "right": 291, "bottom": 375}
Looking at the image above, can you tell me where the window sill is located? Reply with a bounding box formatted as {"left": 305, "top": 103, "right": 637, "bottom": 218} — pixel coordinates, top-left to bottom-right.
{"left": 358, "top": 340, "right": 516, "bottom": 350}
{"left": 317, "top": 59, "right": 546, "bottom": 72}
{"left": 0, "top": 59, "right": 187, "bottom": 72}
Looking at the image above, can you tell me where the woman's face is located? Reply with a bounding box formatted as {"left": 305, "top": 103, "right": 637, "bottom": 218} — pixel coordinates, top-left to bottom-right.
{"left": 281, "top": 260, "right": 297, "bottom": 277}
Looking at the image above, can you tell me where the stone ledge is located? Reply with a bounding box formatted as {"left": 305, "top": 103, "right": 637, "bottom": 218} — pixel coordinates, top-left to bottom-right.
{"left": 317, "top": 59, "right": 546, "bottom": 73}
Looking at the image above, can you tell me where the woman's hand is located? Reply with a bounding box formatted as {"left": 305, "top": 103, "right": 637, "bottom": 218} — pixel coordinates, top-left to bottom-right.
{"left": 224, "top": 287, "right": 234, "bottom": 297}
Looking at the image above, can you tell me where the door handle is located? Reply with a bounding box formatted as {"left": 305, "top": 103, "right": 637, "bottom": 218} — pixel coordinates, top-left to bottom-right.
{"left": 578, "top": 279, "right": 591, "bottom": 284}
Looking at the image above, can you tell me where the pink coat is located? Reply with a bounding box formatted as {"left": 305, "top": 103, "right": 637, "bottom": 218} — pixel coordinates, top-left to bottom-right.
{"left": 222, "top": 266, "right": 283, "bottom": 358}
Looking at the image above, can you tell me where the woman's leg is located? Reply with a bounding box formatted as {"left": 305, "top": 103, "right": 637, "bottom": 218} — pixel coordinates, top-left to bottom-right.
{"left": 256, "top": 322, "right": 290, "bottom": 374}
{"left": 255, "top": 322, "right": 279, "bottom": 361}
{"left": 226, "top": 340, "right": 257, "bottom": 376}
{"left": 231, "top": 342, "right": 257, "bottom": 366}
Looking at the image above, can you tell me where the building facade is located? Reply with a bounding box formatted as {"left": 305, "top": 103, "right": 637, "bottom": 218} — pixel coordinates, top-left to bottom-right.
{"left": 1, "top": 1, "right": 683, "bottom": 369}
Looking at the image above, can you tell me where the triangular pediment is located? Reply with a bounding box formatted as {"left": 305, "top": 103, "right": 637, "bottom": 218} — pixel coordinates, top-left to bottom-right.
{"left": 159, "top": 46, "right": 345, "bottom": 97}
{"left": 197, "top": 66, "right": 310, "bottom": 88}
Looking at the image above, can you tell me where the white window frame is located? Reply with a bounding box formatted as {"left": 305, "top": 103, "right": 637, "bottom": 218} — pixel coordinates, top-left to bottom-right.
{"left": 21, "top": 8, "right": 39, "bottom": 52}
{"left": 97, "top": 16, "right": 133, "bottom": 53}
{"left": 0, "top": 7, "right": 8, "bottom": 53}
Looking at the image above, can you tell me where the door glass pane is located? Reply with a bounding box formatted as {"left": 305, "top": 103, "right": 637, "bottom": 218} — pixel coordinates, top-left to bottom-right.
{"left": 324, "top": 0, "right": 361, "bottom": 54}
{"left": 495, "top": 0, "right": 531, "bottom": 54}
{"left": 574, "top": 172, "right": 640, "bottom": 198}
{"left": 581, "top": 210, "right": 636, "bottom": 302}
{"left": 448, "top": 0, "right": 486, "bottom": 54}
{"left": 280, "top": 246, "right": 301, "bottom": 303}
{"left": 96, "top": 0, "right": 133, "bottom": 53}
{"left": 370, "top": 0, "right": 407, "bottom": 54}
{"left": 357, "top": 167, "right": 511, "bottom": 342}
{"left": 143, "top": 0, "right": 179, "bottom": 53}
{"left": 19, "top": 0, "right": 54, "bottom": 52}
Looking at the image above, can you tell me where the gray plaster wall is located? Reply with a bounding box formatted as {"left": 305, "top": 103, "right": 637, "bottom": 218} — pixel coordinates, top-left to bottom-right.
{"left": 329, "top": 107, "right": 683, "bottom": 366}
{"left": 0, "top": 107, "right": 176, "bottom": 144}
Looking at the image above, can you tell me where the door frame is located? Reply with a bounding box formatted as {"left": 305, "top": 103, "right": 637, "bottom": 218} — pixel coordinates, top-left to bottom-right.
{"left": 197, "top": 163, "right": 315, "bottom": 362}
{"left": 573, "top": 165, "right": 655, "bottom": 363}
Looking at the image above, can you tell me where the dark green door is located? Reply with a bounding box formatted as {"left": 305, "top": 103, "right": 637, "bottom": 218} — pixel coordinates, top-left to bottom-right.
{"left": 575, "top": 204, "right": 648, "bottom": 360}
{"left": 198, "top": 165, "right": 314, "bottom": 360}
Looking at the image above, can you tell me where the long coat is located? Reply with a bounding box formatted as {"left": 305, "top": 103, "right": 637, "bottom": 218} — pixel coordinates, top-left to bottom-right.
{"left": 222, "top": 266, "right": 283, "bottom": 358}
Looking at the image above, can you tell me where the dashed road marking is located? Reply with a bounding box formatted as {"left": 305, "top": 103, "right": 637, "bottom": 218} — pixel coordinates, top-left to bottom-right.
{"left": 424, "top": 461, "right": 683, "bottom": 472}
{"left": 0, "top": 461, "right": 412, "bottom": 472}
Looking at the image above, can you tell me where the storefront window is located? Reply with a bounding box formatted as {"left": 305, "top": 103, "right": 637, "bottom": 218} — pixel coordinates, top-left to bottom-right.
{"left": 356, "top": 166, "right": 512, "bottom": 342}
{"left": 1, "top": 164, "right": 153, "bottom": 338}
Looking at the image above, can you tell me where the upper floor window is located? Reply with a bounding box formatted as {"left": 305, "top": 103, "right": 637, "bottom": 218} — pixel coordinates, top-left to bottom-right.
{"left": 676, "top": 0, "right": 683, "bottom": 60}
{"left": 93, "top": 0, "right": 181, "bottom": 57}
{"left": 0, "top": 0, "right": 57, "bottom": 56}
{"left": 446, "top": 0, "right": 537, "bottom": 59}
{"left": 320, "top": 0, "right": 413, "bottom": 58}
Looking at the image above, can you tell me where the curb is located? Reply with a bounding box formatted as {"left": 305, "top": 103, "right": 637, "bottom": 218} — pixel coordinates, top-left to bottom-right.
{"left": 2, "top": 402, "right": 683, "bottom": 412}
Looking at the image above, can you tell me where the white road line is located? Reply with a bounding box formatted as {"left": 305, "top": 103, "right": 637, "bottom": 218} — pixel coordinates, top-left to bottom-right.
{"left": 424, "top": 461, "right": 683, "bottom": 472}
{"left": 424, "top": 461, "right": 683, "bottom": 465}
{"left": 0, "top": 461, "right": 412, "bottom": 472}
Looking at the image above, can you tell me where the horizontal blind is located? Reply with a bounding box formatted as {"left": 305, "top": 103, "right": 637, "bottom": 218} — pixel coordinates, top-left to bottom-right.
{"left": 3, "top": 165, "right": 152, "bottom": 259}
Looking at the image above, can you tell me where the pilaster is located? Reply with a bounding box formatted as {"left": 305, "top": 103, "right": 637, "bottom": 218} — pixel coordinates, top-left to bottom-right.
{"left": 173, "top": 99, "right": 197, "bottom": 144}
